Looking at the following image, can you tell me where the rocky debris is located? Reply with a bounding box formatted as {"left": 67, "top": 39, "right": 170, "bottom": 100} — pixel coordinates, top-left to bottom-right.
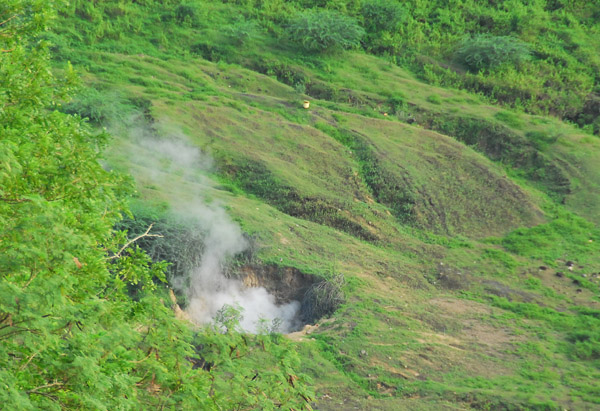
{"left": 437, "top": 263, "right": 469, "bottom": 290}
{"left": 483, "top": 280, "right": 534, "bottom": 302}
{"left": 286, "top": 323, "right": 320, "bottom": 341}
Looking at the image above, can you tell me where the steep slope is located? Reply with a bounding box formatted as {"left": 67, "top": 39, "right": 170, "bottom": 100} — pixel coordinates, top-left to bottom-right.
{"left": 48, "top": 1, "right": 600, "bottom": 409}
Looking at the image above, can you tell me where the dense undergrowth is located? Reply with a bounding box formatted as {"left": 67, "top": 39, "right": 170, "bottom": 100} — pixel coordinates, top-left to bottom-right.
{"left": 3, "top": 0, "right": 600, "bottom": 409}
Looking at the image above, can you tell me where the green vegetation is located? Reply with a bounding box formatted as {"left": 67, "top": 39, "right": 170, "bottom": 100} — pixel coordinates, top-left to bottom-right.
{"left": 3, "top": 0, "right": 600, "bottom": 409}
{"left": 286, "top": 10, "right": 364, "bottom": 53}
{"left": 455, "top": 34, "right": 531, "bottom": 72}
{"left": 301, "top": 274, "right": 346, "bottom": 323}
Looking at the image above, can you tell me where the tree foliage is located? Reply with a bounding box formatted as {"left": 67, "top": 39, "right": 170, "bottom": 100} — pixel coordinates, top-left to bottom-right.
{"left": 361, "top": 0, "right": 407, "bottom": 34}
{"left": 455, "top": 34, "right": 531, "bottom": 72}
{"left": 286, "top": 10, "right": 364, "bottom": 53}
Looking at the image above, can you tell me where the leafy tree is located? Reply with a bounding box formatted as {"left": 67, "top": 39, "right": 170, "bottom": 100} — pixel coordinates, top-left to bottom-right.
{"left": 286, "top": 10, "right": 364, "bottom": 53}
{"left": 197, "top": 305, "right": 314, "bottom": 410}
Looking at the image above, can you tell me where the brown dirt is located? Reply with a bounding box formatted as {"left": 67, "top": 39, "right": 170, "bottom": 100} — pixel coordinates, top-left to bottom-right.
{"left": 237, "top": 264, "right": 317, "bottom": 304}
{"left": 430, "top": 297, "right": 491, "bottom": 315}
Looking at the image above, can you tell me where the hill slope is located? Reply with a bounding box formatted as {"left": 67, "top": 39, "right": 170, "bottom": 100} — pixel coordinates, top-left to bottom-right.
{"left": 15, "top": 0, "right": 600, "bottom": 408}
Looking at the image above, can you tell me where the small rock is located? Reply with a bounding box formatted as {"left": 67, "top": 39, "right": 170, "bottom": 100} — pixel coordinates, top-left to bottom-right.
{"left": 555, "top": 272, "right": 564, "bottom": 278}
{"left": 360, "top": 350, "right": 367, "bottom": 357}
{"left": 539, "top": 266, "right": 548, "bottom": 271}
{"left": 566, "top": 261, "right": 574, "bottom": 267}
{"left": 576, "top": 289, "right": 583, "bottom": 293}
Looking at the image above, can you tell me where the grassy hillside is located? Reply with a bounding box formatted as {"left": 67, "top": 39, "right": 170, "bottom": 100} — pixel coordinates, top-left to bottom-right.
{"left": 16, "top": 0, "right": 600, "bottom": 408}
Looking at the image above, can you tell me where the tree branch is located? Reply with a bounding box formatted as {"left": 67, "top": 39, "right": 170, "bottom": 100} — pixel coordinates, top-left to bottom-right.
{"left": 0, "top": 196, "right": 31, "bottom": 203}
{"left": 130, "top": 348, "right": 154, "bottom": 364}
{"left": 0, "top": 14, "right": 18, "bottom": 27}
{"left": 26, "top": 382, "right": 63, "bottom": 393}
{"left": 19, "top": 351, "right": 39, "bottom": 371}
{"left": 107, "top": 224, "right": 163, "bottom": 260}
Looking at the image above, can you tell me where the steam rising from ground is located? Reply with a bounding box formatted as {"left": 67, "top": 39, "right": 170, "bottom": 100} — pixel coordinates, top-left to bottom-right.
{"left": 180, "top": 202, "right": 301, "bottom": 333}
{"left": 126, "top": 124, "right": 301, "bottom": 333}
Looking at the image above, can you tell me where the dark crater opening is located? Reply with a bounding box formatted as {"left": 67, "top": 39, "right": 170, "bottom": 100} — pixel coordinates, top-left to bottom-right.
{"left": 235, "top": 264, "right": 344, "bottom": 330}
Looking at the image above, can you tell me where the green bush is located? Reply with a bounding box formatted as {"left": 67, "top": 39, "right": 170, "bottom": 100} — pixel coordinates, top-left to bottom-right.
{"left": 175, "top": 2, "right": 199, "bottom": 25}
{"left": 525, "top": 130, "right": 559, "bottom": 150}
{"left": 494, "top": 110, "right": 523, "bottom": 128}
{"left": 568, "top": 331, "right": 600, "bottom": 360}
{"left": 426, "top": 94, "right": 442, "bottom": 105}
{"left": 225, "top": 20, "right": 259, "bottom": 46}
{"left": 286, "top": 10, "right": 364, "bottom": 53}
{"left": 61, "top": 87, "right": 131, "bottom": 124}
{"left": 361, "top": 0, "right": 407, "bottom": 33}
{"left": 455, "top": 34, "right": 531, "bottom": 71}
{"left": 301, "top": 274, "right": 345, "bottom": 323}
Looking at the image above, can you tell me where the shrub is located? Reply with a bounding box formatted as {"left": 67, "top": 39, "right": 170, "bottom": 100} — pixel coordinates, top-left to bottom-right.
{"left": 386, "top": 95, "right": 407, "bottom": 114}
{"left": 361, "top": 0, "right": 407, "bottom": 33}
{"left": 301, "top": 274, "right": 345, "bottom": 323}
{"left": 568, "top": 331, "right": 600, "bottom": 360}
{"left": 427, "top": 94, "right": 442, "bottom": 104}
{"left": 455, "top": 34, "right": 531, "bottom": 71}
{"left": 494, "top": 110, "right": 523, "bottom": 128}
{"left": 175, "top": 2, "right": 198, "bottom": 24}
{"left": 61, "top": 87, "right": 130, "bottom": 124}
{"left": 525, "top": 130, "right": 559, "bottom": 150}
{"left": 190, "top": 42, "right": 227, "bottom": 61}
{"left": 225, "top": 20, "right": 259, "bottom": 46}
{"left": 286, "top": 10, "right": 364, "bottom": 53}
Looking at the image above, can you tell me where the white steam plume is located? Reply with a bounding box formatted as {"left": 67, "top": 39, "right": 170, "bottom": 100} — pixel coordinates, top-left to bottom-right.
{"left": 125, "top": 123, "right": 301, "bottom": 333}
